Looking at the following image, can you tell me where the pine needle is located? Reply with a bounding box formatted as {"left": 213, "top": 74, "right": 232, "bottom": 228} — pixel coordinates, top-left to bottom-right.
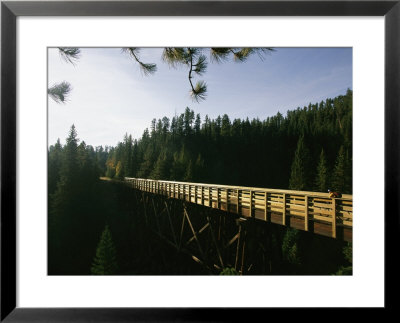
{"left": 48, "top": 81, "right": 72, "bottom": 104}
{"left": 58, "top": 48, "right": 81, "bottom": 65}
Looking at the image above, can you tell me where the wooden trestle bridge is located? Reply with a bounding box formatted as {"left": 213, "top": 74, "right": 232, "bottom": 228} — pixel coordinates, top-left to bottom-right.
{"left": 122, "top": 177, "right": 353, "bottom": 274}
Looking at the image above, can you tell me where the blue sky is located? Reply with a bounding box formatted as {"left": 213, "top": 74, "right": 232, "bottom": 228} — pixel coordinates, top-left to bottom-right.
{"left": 48, "top": 47, "right": 352, "bottom": 147}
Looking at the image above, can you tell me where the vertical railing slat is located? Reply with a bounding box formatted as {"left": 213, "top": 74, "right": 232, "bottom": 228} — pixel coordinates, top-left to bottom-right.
{"left": 282, "top": 193, "right": 286, "bottom": 225}
{"left": 305, "top": 195, "right": 309, "bottom": 231}
{"left": 332, "top": 198, "right": 337, "bottom": 238}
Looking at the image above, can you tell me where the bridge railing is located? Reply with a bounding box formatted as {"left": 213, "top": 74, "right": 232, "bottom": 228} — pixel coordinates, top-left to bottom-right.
{"left": 124, "top": 177, "right": 352, "bottom": 241}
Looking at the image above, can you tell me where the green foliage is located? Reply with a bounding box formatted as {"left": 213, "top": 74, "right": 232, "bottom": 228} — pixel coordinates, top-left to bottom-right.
{"left": 48, "top": 125, "right": 106, "bottom": 274}
{"left": 48, "top": 81, "right": 72, "bottom": 103}
{"left": 103, "top": 91, "right": 352, "bottom": 193}
{"left": 91, "top": 225, "right": 119, "bottom": 275}
{"left": 151, "top": 150, "right": 171, "bottom": 180}
{"left": 333, "top": 242, "right": 352, "bottom": 275}
{"left": 48, "top": 139, "right": 63, "bottom": 195}
{"left": 47, "top": 95, "right": 353, "bottom": 274}
{"left": 161, "top": 47, "right": 273, "bottom": 102}
{"left": 122, "top": 48, "right": 157, "bottom": 75}
{"left": 58, "top": 47, "right": 81, "bottom": 65}
{"left": 289, "top": 135, "right": 311, "bottom": 191}
{"left": 184, "top": 159, "right": 194, "bottom": 182}
{"left": 220, "top": 267, "right": 239, "bottom": 275}
{"left": 282, "top": 228, "right": 301, "bottom": 266}
{"left": 315, "top": 149, "right": 329, "bottom": 192}
{"left": 343, "top": 242, "right": 352, "bottom": 264}
{"left": 332, "top": 145, "right": 352, "bottom": 194}
{"left": 334, "top": 266, "right": 352, "bottom": 275}
{"left": 191, "top": 80, "right": 207, "bottom": 102}
{"left": 115, "top": 161, "right": 124, "bottom": 179}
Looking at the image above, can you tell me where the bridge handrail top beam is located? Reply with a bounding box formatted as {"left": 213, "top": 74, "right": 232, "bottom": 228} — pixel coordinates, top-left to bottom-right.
{"left": 124, "top": 177, "right": 353, "bottom": 200}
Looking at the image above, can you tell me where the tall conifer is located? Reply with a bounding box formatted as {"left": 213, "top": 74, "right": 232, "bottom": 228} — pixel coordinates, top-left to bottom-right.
{"left": 315, "top": 149, "right": 329, "bottom": 192}
{"left": 289, "top": 135, "right": 311, "bottom": 191}
{"left": 332, "top": 145, "right": 352, "bottom": 194}
{"left": 91, "top": 225, "right": 118, "bottom": 275}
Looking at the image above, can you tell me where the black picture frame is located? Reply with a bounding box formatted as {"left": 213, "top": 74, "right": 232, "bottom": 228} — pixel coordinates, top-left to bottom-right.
{"left": 1, "top": 0, "right": 398, "bottom": 321}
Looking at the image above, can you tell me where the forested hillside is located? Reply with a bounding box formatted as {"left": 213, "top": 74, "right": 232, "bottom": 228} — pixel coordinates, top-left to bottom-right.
{"left": 104, "top": 89, "right": 352, "bottom": 194}
{"left": 48, "top": 90, "right": 352, "bottom": 275}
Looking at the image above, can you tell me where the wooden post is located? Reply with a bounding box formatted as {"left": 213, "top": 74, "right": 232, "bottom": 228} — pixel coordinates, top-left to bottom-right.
{"left": 304, "top": 195, "right": 309, "bottom": 231}
{"left": 207, "top": 215, "right": 224, "bottom": 268}
{"left": 226, "top": 189, "right": 229, "bottom": 211}
{"left": 282, "top": 193, "right": 286, "bottom": 225}
{"left": 164, "top": 201, "right": 178, "bottom": 248}
{"left": 249, "top": 190, "right": 253, "bottom": 217}
{"left": 195, "top": 185, "right": 198, "bottom": 204}
{"left": 201, "top": 186, "right": 204, "bottom": 205}
{"left": 208, "top": 187, "right": 211, "bottom": 207}
{"left": 264, "top": 192, "right": 268, "bottom": 221}
{"left": 235, "top": 225, "right": 242, "bottom": 271}
{"left": 217, "top": 188, "right": 220, "bottom": 209}
{"left": 332, "top": 198, "right": 337, "bottom": 238}
{"left": 240, "top": 229, "right": 247, "bottom": 275}
{"left": 237, "top": 190, "right": 240, "bottom": 215}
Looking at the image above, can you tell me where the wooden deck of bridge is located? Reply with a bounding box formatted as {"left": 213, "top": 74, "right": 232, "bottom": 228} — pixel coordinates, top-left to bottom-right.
{"left": 124, "top": 177, "right": 353, "bottom": 241}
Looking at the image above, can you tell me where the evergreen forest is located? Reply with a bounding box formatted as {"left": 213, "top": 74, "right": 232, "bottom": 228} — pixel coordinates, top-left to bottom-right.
{"left": 48, "top": 90, "right": 352, "bottom": 275}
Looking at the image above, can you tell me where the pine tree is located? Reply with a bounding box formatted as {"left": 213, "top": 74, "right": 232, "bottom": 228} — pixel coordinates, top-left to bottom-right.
{"left": 48, "top": 138, "right": 63, "bottom": 195}
{"left": 170, "top": 146, "right": 188, "bottom": 181}
{"left": 91, "top": 225, "right": 118, "bottom": 275}
{"left": 315, "top": 149, "right": 329, "bottom": 192}
{"left": 62, "top": 124, "right": 79, "bottom": 180}
{"left": 282, "top": 228, "right": 301, "bottom": 267}
{"left": 115, "top": 161, "right": 124, "bottom": 179}
{"left": 193, "top": 154, "right": 205, "bottom": 182}
{"left": 151, "top": 150, "right": 170, "bottom": 180}
{"left": 184, "top": 159, "right": 193, "bottom": 182}
{"left": 289, "top": 135, "right": 311, "bottom": 191}
{"left": 332, "top": 145, "right": 352, "bottom": 194}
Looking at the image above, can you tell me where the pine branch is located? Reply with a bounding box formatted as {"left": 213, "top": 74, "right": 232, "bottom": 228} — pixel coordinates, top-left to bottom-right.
{"left": 190, "top": 81, "right": 207, "bottom": 102}
{"left": 162, "top": 48, "right": 187, "bottom": 67}
{"left": 210, "top": 48, "right": 231, "bottom": 63}
{"left": 122, "top": 48, "right": 157, "bottom": 75}
{"left": 231, "top": 48, "right": 275, "bottom": 62}
{"left": 186, "top": 48, "right": 208, "bottom": 102}
{"left": 48, "top": 81, "right": 72, "bottom": 104}
{"left": 193, "top": 54, "right": 207, "bottom": 75}
{"left": 58, "top": 48, "right": 81, "bottom": 65}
